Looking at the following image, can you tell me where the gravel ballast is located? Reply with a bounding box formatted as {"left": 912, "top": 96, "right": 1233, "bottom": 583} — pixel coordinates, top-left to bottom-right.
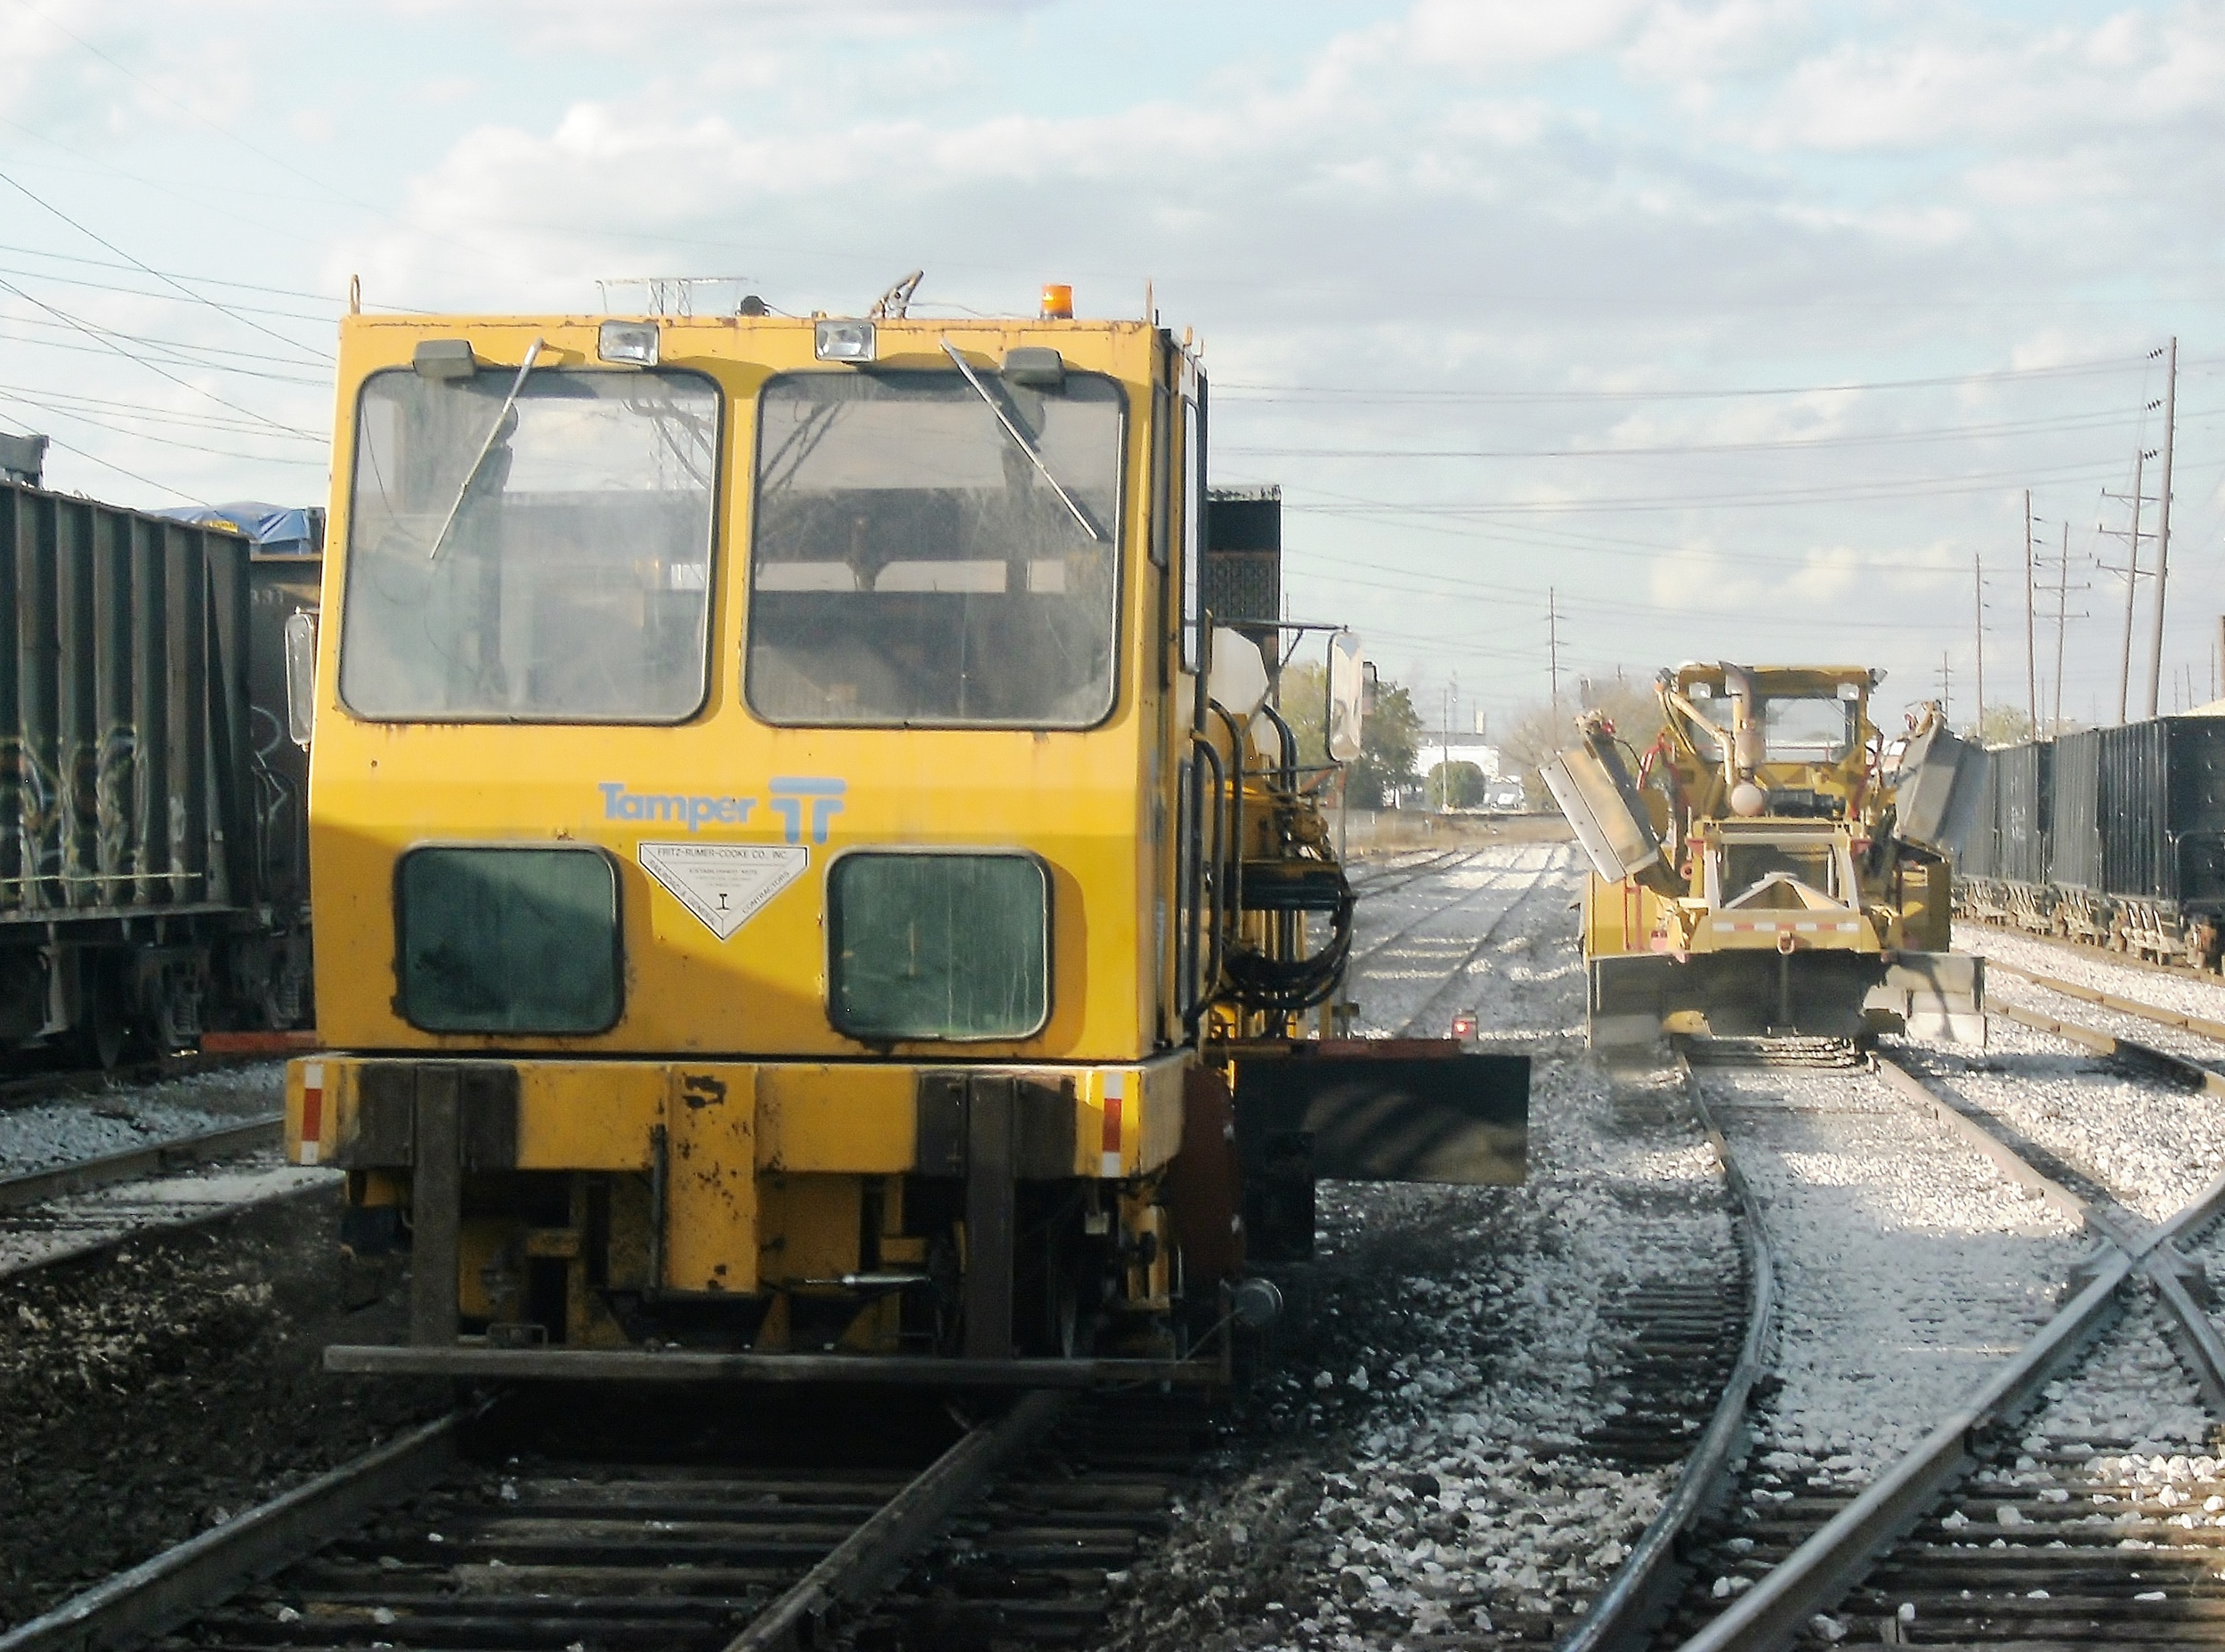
{"left": 1696, "top": 1066, "right": 2085, "bottom": 1487}
{"left": 0, "top": 1061, "right": 285, "bottom": 1178}
{"left": 0, "top": 1186, "right": 448, "bottom": 1631}
{"left": 1097, "top": 844, "right": 1744, "bottom": 1647}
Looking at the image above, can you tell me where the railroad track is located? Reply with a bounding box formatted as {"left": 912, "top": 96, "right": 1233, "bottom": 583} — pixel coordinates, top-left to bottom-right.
{"left": 1347, "top": 860, "right": 1526, "bottom": 977}
{"left": 1392, "top": 853, "right": 1577, "bottom": 1039}
{"left": 1347, "top": 846, "right": 1488, "bottom": 899}
{"left": 0, "top": 1387, "right": 1203, "bottom": 1652}
{"left": 1564, "top": 1020, "right": 2225, "bottom": 1651}
{"left": 1347, "top": 844, "right": 1559, "bottom": 987}
{"left": 0, "top": 1116, "right": 280, "bottom": 1215}
{"left": 0, "top": 1114, "right": 310, "bottom": 1284}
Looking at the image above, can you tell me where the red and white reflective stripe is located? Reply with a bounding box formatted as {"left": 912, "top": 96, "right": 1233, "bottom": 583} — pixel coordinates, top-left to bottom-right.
{"left": 1710, "top": 919, "right": 1861, "bottom": 935}
{"left": 1100, "top": 1073, "right": 1125, "bottom": 1178}
{"left": 298, "top": 1061, "right": 325, "bottom": 1165}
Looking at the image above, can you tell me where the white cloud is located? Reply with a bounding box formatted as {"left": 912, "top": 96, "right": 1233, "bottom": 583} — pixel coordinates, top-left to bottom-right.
{"left": 1746, "top": 10, "right": 2225, "bottom": 154}
{"left": 382, "top": 0, "right": 1051, "bottom": 54}
{"left": 1396, "top": 0, "right": 1655, "bottom": 73}
{"left": 1622, "top": 0, "right": 1816, "bottom": 84}
{"left": 13, "top": 0, "right": 2221, "bottom": 707}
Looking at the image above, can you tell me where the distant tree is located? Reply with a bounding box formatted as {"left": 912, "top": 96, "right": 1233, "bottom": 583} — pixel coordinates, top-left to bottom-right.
{"left": 1427, "top": 760, "right": 1486, "bottom": 809}
{"left": 1975, "top": 703, "right": 2035, "bottom": 747}
{"left": 1353, "top": 681, "right": 1423, "bottom": 806}
{"left": 1280, "top": 661, "right": 1422, "bottom": 807}
{"left": 1496, "top": 670, "right": 1667, "bottom": 802}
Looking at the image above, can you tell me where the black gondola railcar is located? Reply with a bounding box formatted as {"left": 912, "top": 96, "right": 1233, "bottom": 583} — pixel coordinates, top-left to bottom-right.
{"left": 1957, "top": 716, "right": 2225, "bottom": 968}
{"left": 0, "top": 478, "right": 320, "bottom": 1064}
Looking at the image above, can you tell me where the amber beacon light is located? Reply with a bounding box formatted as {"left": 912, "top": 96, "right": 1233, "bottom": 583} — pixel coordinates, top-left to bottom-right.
{"left": 1040, "top": 282, "right": 1073, "bottom": 320}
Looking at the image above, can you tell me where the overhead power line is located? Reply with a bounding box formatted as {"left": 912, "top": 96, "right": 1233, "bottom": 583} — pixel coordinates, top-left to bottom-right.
{"left": 0, "top": 166, "right": 334, "bottom": 363}
{"left": 0, "top": 275, "right": 320, "bottom": 439}
{"left": 0, "top": 256, "right": 343, "bottom": 327}
{"left": 0, "top": 313, "right": 335, "bottom": 381}
{"left": 1224, "top": 406, "right": 2180, "bottom": 463}
{"left": 0, "top": 378, "right": 323, "bottom": 441}
{"left": 0, "top": 409, "right": 206, "bottom": 503}
{"left": 1216, "top": 353, "right": 2153, "bottom": 405}
{"left": 0, "top": 387, "right": 325, "bottom": 466}
{"left": 0, "top": 239, "right": 410, "bottom": 310}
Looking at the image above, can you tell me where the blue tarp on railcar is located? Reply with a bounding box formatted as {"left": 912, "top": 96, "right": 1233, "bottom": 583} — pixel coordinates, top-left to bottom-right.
{"left": 152, "top": 502, "right": 323, "bottom": 560}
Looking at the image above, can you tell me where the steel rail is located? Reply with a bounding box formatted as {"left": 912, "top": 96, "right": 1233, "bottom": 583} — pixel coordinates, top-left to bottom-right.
{"left": 1868, "top": 1058, "right": 2116, "bottom": 1238}
{"left": 0, "top": 1116, "right": 279, "bottom": 1211}
{"left": 1557, "top": 1057, "right": 1777, "bottom": 1652}
{"left": 0, "top": 1176, "right": 330, "bottom": 1287}
{"left": 1671, "top": 1251, "right": 2129, "bottom": 1652}
{"left": 1959, "top": 911, "right": 2221, "bottom": 987}
{"left": 323, "top": 1344, "right": 1223, "bottom": 1387}
{"left": 1347, "top": 846, "right": 1485, "bottom": 898}
{"left": 1671, "top": 1052, "right": 2225, "bottom": 1652}
{"left": 0, "top": 1409, "right": 473, "bottom": 1652}
{"left": 727, "top": 1389, "right": 1067, "bottom": 1652}
{"left": 1395, "top": 865, "right": 1574, "bottom": 1038}
{"left": 1986, "top": 1000, "right": 2225, "bottom": 1095}
{"left": 1347, "top": 857, "right": 1534, "bottom": 975}
{"left": 0, "top": 1389, "right": 1067, "bottom": 1652}
{"left": 1986, "top": 956, "right": 2225, "bottom": 1046}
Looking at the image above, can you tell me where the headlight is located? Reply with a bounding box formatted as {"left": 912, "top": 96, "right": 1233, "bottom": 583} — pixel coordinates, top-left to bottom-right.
{"left": 814, "top": 320, "right": 876, "bottom": 362}
{"left": 598, "top": 320, "right": 660, "bottom": 367}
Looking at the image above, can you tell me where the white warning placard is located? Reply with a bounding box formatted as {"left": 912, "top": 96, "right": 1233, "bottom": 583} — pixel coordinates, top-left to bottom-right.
{"left": 637, "top": 842, "right": 810, "bottom": 941}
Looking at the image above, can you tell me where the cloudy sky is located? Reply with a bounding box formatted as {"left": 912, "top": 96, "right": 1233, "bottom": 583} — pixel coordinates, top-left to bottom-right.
{"left": 2, "top": 0, "right": 2221, "bottom": 734}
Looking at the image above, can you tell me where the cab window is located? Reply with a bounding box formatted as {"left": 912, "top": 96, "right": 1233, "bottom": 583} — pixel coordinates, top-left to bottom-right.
{"left": 339, "top": 367, "right": 718, "bottom": 723}
{"left": 745, "top": 369, "right": 1124, "bottom": 728}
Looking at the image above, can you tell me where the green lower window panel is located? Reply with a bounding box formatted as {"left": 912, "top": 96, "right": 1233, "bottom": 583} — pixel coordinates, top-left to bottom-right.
{"left": 398, "top": 846, "right": 621, "bottom": 1033}
{"left": 829, "top": 853, "right": 1048, "bottom": 1041}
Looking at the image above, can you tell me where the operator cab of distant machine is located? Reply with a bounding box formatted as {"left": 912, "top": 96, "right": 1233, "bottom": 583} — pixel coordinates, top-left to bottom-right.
{"left": 287, "top": 279, "right": 1531, "bottom": 1384}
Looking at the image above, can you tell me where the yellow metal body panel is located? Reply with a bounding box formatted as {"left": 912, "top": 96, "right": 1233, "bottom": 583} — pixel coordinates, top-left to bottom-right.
{"left": 756, "top": 1065, "right": 915, "bottom": 1173}
{"left": 290, "top": 1053, "right": 1189, "bottom": 1180}
{"left": 306, "top": 313, "right": 1184, "bottom": 1066}
{"left": 668, "top": 1065, "right": 758, "bottom": 1292}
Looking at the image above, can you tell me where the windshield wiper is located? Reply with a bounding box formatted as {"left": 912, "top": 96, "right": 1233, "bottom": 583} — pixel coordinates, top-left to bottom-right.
{"left": 427, "top": 338, "right": 543, "bottom": 562}
{"left": 939, "top": 338, "right": 1104, "bottom": 542}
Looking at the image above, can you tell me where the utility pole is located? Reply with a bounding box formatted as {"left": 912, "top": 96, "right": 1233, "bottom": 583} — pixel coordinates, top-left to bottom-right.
{"left": 1438, "top": 676, "right": 1457, "bottom": 811}
{"left": 1547, "top": 587, "right": 1561, "bottom": 726}
{"left": 1974, "top": 552, "right": 1985, "bottom": 739}
{"left": 2024, "top": 489, "right": 2037, "bottom": 732}
{"left": 2119, "top": 445, "right": 2144, "bottom": 725}
{"left": 2146, "top": 336, "right": 2178, "bottom": 719}
{"left": 2055, "top": 522, "right": 2071, "bottom": 731}
{"left": 1938, "top": 652, "right": 1952, "bottom": 725}
{"left": 2100, "top": 446, "right": 2155, "bottom": 725}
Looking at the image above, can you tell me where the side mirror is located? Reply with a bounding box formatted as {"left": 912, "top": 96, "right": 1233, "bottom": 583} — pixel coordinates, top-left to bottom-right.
{"left": 1327, "top": 630, "right": 1365, "bottom": 762}
{"left": 283, "top": 610, "right": 318, "bottom": 749}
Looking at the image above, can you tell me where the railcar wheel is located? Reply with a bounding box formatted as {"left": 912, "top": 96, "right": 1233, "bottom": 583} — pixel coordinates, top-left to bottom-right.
{"left": 1056, "top": 1243, "right": 1114, "bottom": 1358}
{"left": 75, "top": 960, "right": 136, "bottom": 1072}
